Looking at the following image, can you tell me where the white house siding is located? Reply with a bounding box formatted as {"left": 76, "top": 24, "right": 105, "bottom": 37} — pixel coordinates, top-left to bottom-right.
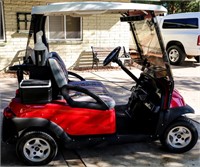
{"left": 0, "top": 0, "right": 130, "bottom": 71}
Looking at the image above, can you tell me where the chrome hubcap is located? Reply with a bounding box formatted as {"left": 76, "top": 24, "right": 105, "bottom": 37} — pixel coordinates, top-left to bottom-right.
{"left": 167, "top": 126, "right": 192, "bottom": 148}
{"left": 23, "top": 138, "right": 51, "bottom": 162}
{"left": 169, "top": 49, "right": 179, "bottom": 62}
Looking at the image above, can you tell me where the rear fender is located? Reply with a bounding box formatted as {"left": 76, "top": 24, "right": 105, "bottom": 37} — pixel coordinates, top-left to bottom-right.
{"left": 10, "top": 118, "right": 71, "bottom": 143}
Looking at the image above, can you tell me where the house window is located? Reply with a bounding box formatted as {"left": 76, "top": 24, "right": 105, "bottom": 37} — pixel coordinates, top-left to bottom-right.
{"left": 47, "top": 15, "right": 82, "bottom": 40}
{"left": 0, "top": 0, "right": 5, "bottom": 41}
{"left": 17, "top": 12, "right": 31, "bottom": 33}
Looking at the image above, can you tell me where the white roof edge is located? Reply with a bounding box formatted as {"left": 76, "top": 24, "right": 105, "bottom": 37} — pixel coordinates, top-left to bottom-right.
{"left": 31, "top": 1, "right": 167, "bottom": 15}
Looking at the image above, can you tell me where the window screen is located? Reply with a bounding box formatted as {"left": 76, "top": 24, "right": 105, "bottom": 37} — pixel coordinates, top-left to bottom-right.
{"left": 66, "top": 16, "right": 81, "bottom": 39}
{"left": 48, "top": 15, "right": 81, "bottom": 40}
{"left": 49, "top": 16, "right": 65, "bottom": 39}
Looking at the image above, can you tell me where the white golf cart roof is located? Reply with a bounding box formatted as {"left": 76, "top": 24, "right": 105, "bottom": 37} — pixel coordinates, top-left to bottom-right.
{"left": 32, "top": 1, "right": 167, "bottom": 16}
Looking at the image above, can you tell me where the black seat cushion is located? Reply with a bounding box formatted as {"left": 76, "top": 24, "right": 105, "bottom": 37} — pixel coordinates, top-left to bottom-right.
{"left": 61, "top": 84, "right": 115, "bottom": 110}
{"left": 48, "top": 57, "right": 115, "bottom": 110}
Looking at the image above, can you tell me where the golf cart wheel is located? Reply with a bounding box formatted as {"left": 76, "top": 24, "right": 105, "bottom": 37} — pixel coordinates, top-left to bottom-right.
{"left": 160, "top": 117, "right": 198, "bottom": 153}
{"left": 16, "top": 131, "right": 58, "bottom": 166}
{"left": 167, "top": 45, "right": 185, "bottom": 65}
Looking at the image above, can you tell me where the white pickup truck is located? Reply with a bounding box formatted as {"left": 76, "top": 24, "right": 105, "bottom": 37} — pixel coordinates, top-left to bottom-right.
{"left": 157, "top": 12, "right": 200, "bottom": 65}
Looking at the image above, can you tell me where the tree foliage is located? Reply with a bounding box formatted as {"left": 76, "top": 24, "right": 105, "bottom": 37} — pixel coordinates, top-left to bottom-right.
{"left": 132, "top": 0, "right": 200, "bottom": 14}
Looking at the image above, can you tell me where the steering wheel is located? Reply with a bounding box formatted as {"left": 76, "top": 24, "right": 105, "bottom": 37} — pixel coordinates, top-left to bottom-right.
{"left": 103, "top": 46, "right": 121, "bottom": 66}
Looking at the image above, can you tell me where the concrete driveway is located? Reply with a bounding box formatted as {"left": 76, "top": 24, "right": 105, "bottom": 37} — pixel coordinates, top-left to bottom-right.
{"left": 1, "top": 59, "right": 200, "bottom": 167}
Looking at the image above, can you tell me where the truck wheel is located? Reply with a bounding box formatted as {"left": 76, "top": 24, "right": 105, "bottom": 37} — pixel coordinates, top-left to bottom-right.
{"left": 195, "top": 56, "right": 200, "bottom": 63}
{"left": 167, "top": 45, "right": 185, "bottom": 65}
{"left": 16, "top": 131, "right": 58, "bottom": 166}
{"left": 160, "top": 117, "right": 198, "bottom": 153}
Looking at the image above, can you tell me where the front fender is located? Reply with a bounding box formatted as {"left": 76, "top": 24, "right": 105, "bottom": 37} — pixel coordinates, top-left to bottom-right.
{"left": 170, "top": 89, "right": 186, "bottom": 108}
{"left": 167, "top": 104, "right": 194, "bottom": 124}
{"left": 156, "top": 105, "right": 194, "bottom": 136}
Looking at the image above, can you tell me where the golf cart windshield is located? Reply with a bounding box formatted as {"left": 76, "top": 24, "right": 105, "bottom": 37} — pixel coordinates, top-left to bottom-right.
{"left": 123, "top": 12, "right": 170, "bottom": 78}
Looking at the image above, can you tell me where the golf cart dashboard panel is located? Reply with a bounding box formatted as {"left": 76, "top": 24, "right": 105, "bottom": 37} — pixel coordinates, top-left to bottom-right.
{"left": 128, "top": 75, "right": 161, "bottom": 124}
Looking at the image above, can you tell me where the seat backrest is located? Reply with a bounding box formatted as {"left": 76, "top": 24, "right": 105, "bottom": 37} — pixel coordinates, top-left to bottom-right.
{"left": 47, "top": 54, "right": 68, "bottom": 99}
{"left": 48, "top": 57, "right": 68, "bottom": 89}
{"left": 50, "top": 52, "right": 68, "bottom": 79}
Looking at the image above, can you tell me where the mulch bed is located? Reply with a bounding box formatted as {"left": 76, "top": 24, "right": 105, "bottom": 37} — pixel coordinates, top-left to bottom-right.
{"left": 0, "top": 71, "right": 17, "bottom": 78}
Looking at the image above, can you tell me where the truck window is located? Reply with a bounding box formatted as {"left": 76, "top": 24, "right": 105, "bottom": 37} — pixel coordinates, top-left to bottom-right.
{"left": 163, "top": 18, "right": 198, "bottom": 29}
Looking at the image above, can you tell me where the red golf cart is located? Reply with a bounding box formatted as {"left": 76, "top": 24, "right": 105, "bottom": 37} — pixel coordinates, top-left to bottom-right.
{"left": 2, "top": 1, "right": 198, "bottom": 166}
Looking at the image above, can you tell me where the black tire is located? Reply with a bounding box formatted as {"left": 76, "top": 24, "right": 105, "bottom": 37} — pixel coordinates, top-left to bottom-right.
{"left": 160, "top": 117, "right": 198, "bottom": 153}
{"left": 16, "top": 131, "right": 58, "bottom": 166}
{"left": 167, "top": 45, "right": 186, "bottom": 65}
{"left": 195, "top": 56, "right": 200, "bottom": 63}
